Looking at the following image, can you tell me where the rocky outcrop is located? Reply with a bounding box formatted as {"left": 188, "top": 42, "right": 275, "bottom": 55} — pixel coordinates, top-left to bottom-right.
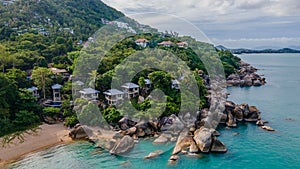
{"left": 227, "top": 61, "right": 266, "bottom": 87}
{"left": 110, "top": 135, "right": 135, "bottom": 155}
{"left": 118, "top": 117, "right": 137, "bottom": 130}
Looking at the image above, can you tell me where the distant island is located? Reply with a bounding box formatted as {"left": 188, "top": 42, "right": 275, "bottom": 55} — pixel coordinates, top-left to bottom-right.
{"left": 216, "top": 45, "right": 300, "bottom": 54}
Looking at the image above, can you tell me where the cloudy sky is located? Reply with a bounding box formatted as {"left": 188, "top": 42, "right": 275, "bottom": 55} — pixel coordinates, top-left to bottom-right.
{"left": 102, "top": 0, "right": 300, "bottom": 49}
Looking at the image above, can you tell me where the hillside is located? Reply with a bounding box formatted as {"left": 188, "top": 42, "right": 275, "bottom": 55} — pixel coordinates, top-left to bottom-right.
{"left": 0, "top": 0, "right": 241, "bottom": 136}
{"left": 0, "top": 0, "right": 124, "bottom": 40}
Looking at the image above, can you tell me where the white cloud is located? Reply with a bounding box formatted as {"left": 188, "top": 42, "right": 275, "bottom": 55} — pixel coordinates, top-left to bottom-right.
{"left": 102, "top": 0, "right": 300, "bottom": 48}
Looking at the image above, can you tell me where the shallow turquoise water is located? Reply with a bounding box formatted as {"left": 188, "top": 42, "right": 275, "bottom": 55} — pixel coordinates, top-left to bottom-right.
{"left": 6, "top": 53, "right": 300, "bottom": 169}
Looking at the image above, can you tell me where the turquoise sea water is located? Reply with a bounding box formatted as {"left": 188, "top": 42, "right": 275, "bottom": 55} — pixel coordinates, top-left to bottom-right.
{"left": 6, "top": 53, "right": 300, "bottom": 169}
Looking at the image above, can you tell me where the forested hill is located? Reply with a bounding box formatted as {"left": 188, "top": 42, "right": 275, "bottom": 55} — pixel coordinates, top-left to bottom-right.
{"left": 0, "top": 0, "right": 124, "bottom": 41}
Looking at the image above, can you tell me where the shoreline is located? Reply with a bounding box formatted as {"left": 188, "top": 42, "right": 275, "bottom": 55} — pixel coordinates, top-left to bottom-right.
{"left": 0, "top": 123, "right": 73, "bottom": 167}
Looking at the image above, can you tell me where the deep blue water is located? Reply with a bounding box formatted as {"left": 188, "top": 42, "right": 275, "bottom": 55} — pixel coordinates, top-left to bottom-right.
{"left": 6, "top": 53, "right": 300, "bottom": 169}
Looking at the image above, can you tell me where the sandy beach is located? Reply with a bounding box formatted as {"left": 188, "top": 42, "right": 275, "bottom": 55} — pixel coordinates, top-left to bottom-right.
{"left": 0, "top": 123, "right": 72, "bottom": 167}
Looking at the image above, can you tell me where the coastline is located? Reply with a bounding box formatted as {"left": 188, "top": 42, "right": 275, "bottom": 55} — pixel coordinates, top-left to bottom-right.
{"left": 0, "top": 123, "right": 73, "bottom": 167}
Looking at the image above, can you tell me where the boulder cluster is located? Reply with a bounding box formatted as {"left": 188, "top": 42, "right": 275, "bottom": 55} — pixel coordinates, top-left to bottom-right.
{"left": 227, "top": 61, "right": 266, "bottom": 87}
{"left": 69, "top": 99, "right": 274, "bottom": 163}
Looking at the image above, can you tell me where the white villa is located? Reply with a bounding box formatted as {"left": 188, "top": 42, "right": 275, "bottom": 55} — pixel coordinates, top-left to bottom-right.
{"left": 135, "top": 38, "right": 149, "bottom": 48}
{"left": 158, "top": 41, "right": 173, "bottom": 47}
{"left": 144, "top": 79, "right": 152, "bottom": 91}
{"left": 27, "top": 86, "right": 39, "bottom": 99}
{"left": 79, "top": 88, "right": 100, "bottom": 101}
{"left": 122, "top": 82, "right": 140, "bottom": 99}
{"left": 171, "top": 80, "right": 180, "bottom": 90}
{"left": 103, "top": 89, "right": 124, "bottom": 105}
{"left": 51, "top": 84, "right": 62, "bottom": 101}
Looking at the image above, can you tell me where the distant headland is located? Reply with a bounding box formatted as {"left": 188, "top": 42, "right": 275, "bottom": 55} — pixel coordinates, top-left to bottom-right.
{"left": 216, "top": 45, "right": 300, "bottom": 54}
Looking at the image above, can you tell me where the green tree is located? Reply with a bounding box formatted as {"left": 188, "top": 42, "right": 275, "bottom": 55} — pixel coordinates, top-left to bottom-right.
{"left": 0, "top": 45, "right": 10, "bottom": 72}
{"left": 31, "top": 67, "right": 53, "bottom": 99}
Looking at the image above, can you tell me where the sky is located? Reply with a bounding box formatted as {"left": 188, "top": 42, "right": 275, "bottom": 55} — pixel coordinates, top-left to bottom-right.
{"left": 102, "top": 0, "right": 300, "bottom": 49}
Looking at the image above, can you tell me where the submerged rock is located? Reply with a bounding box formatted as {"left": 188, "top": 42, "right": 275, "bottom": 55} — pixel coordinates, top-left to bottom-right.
{"left": 153, "top": 134, "right": 169, "bottom": 144}
{"left": 169, "top": 155, "right": 179, "bottom": 162}
{"left": 261, "top": 126, "right": 275, "bottom": 131}
{"left": 144, "top": 150, "right": 163, "bottom": 159}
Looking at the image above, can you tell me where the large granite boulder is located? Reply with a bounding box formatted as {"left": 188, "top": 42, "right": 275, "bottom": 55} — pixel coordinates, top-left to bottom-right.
{"left": 161, "top": 114, "right": 184, "bottom": 134}
{"left": 69, "top": 125, "right": 93, "bottom": 140}
{"left": 118, "top": 117, "right": 137, "bottom": 130}
{"left": 110, "top": 136, "right": 134, "bottom": 155}
{"left": 210, "top": 138, "right": 227, "bottom": 153}
{"left": 172, "top": 135, "right": 198, "bottom": 155}
{"left": 245, "top": 105, "right": 260, "bottom": 122}
{"left": 243, "top": 75, "right": 253, "bottom": 86}
{"left": 233, "top": 106, "right": 244, "bottom": 121}
{"left": 193, "top": 127, "right": 213, "bottom": 153}
{"left": 226, "top": 112, "right": 237, "bottom": 128}
{"left": 253, "top": 79, "right": 262, "bottom": 86}
{"left": 135, "top": 121, "right": 157, "bottom": 137}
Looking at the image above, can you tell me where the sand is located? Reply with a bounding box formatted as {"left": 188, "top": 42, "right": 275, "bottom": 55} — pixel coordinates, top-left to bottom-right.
{"left": 0, "top": 123, "right": 72, "bottom": 166}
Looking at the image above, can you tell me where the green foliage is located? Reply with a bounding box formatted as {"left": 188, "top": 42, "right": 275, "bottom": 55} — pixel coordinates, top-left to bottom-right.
{"left": 102, "top": 107, "right": 122, "bottom": 125}
{"left": 13, "top": 110, "right": 40, "bottom": 127}
{"left": 42, "top": 107, "right": 61, "bottom": 117}
{"left": 0, "top": 75, "right": 41, "bottom": 136}
{"left": 219, "top": 50, "right": 241, "bottom": 76}
{"left": 64, "top": 115, "right": 79, "bottom": 128}
{"left": 31, "top": 67, "right": 53, "bottom": 99}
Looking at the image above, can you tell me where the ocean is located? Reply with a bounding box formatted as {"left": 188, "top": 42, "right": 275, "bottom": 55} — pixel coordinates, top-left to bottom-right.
{"left": 5, "top": 53, "right": 300, "bottom": 169}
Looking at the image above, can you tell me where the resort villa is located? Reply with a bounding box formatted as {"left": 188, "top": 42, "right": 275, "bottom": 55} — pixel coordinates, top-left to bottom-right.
{"left": 51, "top": 84, "right": 62, "bottom": 101}
{"left": 121, "top": 82, "right": 140, "bottom": 99}
{"left": 27, "top": 86, "right": 39, "bottom": 99}
{"left": 144, "top": 79, "right": 152, "bottom": 91}
{"left": 103, "top": 89, "right": 124, "bottom": 105}
{"left": 50, "top": 68, "right": 70, "bottom": 79}
{"left": 135, "top": 38, "right": 149, "bottom": 48}
{"left": 79, "top": 88, "right": 100, "bottom": 101}
{"left": 171, "top": 80, "right": 180, "bottom": 90}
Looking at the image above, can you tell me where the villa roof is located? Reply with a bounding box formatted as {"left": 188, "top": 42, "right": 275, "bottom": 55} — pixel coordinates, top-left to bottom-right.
{"left": 51, "top": 84, "right": 62, "bottom": 89}
{"left": 79, "top": 88, "right": 100, "bottom": 94}
{"left": 50, "top": 68, "right": 68, "bottom": 74}
{"left": 158, "top": 41, "right": 173, "bottom": 45}
{"left": 27, "top": 86, "right": 38, "bottom": 91}
{"left": 103, "top": 89, "right": 124, "bottom": 96}
{"left": 135, "top": 38, "right": 149, "bottom": 43}
{"left": 121, "top": 82, "right": 139, "bottom": 89}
